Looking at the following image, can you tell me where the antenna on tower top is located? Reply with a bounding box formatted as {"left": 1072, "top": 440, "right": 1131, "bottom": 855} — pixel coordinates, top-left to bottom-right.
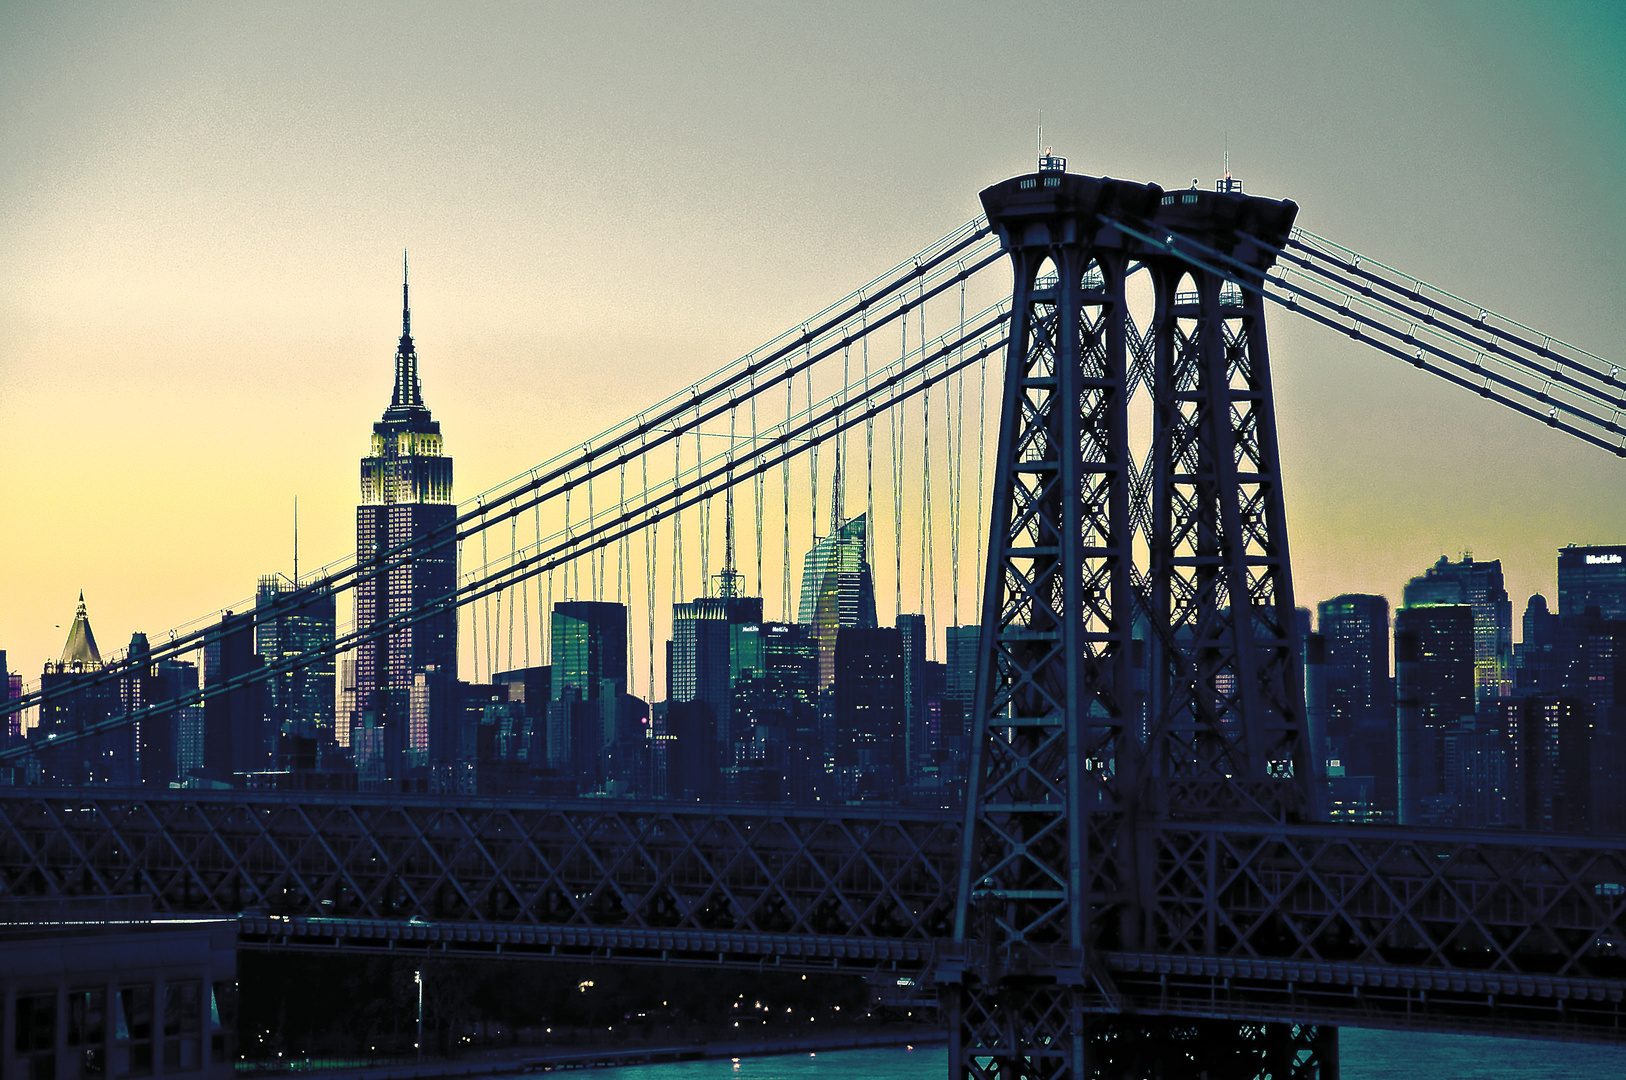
{"left": 716, "top": 486, "right": 741, "bottom": 598}
{"left": 1215, "top": 133, "right": 1243, "bottom": 193}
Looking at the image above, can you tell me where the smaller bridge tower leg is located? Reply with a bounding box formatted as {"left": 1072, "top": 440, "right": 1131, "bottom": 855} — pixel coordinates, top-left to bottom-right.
{"left": 946, "top": 163, "right": 1336, "bottom": 1079}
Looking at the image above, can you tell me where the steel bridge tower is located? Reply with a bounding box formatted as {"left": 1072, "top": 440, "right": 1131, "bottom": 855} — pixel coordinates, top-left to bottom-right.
{"left": 946, "top": 159, "right": 1336, "bottom": 1078}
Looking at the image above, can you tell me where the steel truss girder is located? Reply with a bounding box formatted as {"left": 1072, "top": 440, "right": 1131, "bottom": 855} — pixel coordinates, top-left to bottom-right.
{"left": 0, "top": 789, "right": 957, "bottom": 967}
{"left": 4, "top": 791, "right": 1626, "bottom": 1041}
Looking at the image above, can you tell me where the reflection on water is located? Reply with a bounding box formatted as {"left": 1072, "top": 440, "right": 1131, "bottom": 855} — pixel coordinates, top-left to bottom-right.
{"left": 591, "top": 1045, "right": 944, "bottom": 1080}
{"left": 555, "top": 1031, "right": 1626, "bottom": 1080}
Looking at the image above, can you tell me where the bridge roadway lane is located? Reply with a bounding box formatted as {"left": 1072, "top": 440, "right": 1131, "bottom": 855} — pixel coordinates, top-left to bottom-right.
{"left": 2, "top": 789, "right": 1624, "bottom": 1044}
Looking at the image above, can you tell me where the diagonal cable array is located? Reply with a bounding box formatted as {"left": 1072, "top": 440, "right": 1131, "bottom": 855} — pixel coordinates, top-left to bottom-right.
{"left": 0, "top": 289, "right": 1012, "bottom": 762}
{"left": 1104, "top": 214, "right": 1624, "bottom": 457}
{"left": 1, "top": 217, "right": 1001, "bottom": 729}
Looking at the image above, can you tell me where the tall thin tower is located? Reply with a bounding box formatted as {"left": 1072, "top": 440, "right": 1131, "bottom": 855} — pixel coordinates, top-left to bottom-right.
{"left": 351, "top": 254, "right": 457, "bottom": 787}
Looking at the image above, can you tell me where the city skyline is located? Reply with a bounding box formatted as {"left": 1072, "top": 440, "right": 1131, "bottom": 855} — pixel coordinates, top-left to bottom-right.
{"left": 4, "top": 2, "right": 1624, "bottom": 674}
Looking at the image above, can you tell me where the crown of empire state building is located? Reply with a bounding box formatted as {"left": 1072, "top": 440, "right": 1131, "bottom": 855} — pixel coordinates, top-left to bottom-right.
{"left": 360, "top": 253, "right": 454, "bottom": 506}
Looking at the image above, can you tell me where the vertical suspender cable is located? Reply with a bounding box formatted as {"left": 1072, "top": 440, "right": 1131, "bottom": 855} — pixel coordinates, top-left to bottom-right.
{"left": 807, "top": 343, "right": 819, "bottom": 551}
{"left": 975, "top": 346, "right": 989, "bottom": 616}
{"left": 529, "top": 489, "right": 540, "bottom": 669}
{"left": 617, "top": 462, "right": 627, "bottom": 605}
{"left": 923, "top": 379, "right": 937, "bottom": 661}
{"left": 564, "top": 487, "right": 574, "bottom": 600}
{"left": 751, "top": 373, "right": 764, "bottom": 598}
{"left": 864, "top": 308, "right": 874, "bottom": 570}
{"left": 699, "top": 495, "right": 711, "bottom": 600}
{"left": 643, "top": 437, "right": 655, "bottom": 702}
{"left": 480, "top": 509, "right": 492, "bottom": 682}
{"left": 694, "top": 406, "right": 706, "bottom": 597}
{"left": 782, "top": 376, "right": 792, "bottom": 621}
{"left": 840, "top": 344, "right": 850, "bottom": 525}
{"left": 897, "top": 312, "right": 910, "bottom": 621}
{"left": 507, "top": 516, "right": 517, "bottom": 673}
{"left": 673, "top": 432, "right": 684, "bottom": 605}
{"left": 587, "top": 465, "right": 599, "bottom": 601}
{"left": 951, "top": 276, "right": 966, "bottom": 631}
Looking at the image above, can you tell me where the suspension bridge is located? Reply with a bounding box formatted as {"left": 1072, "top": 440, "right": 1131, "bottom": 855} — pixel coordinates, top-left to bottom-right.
{"left": 4, "top": 157, "right": 1625, "bottom": 1079}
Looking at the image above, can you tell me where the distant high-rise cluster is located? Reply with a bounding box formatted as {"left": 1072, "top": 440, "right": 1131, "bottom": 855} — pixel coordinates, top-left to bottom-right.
{"left": 1305, "top": 545, "right": 1626, "bottom": 834}
{"left": 7, "top": 263, "right": 1623, "bottom": 832}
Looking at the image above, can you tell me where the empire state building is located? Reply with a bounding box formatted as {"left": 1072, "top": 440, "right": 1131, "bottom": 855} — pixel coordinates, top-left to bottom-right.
{"left": 351, "top": 256, "right": 457, "bottom": 786}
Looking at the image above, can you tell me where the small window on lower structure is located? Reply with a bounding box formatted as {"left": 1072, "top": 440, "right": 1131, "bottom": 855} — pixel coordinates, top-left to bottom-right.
{"left": 164, "top": 982, "right": 203, "bottom": 1073}
{"left": 114, "top": 985, "right": 153, "bottom": 1078}
{"left": 68, "top": 989, "right": 107, "bottom": 1079}
{"left": 16, "top": 993, "right": 58, "bottom": 1080}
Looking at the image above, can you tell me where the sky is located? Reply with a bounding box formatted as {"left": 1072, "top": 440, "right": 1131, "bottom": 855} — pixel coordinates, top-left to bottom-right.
{"left": 2, "top": 1, "right": 1623, "bottom": 678}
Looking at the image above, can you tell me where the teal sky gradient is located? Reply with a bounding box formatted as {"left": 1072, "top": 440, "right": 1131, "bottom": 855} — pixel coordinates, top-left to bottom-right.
{"left": 1, "top": 1, "right": 1622, "bottom": 674}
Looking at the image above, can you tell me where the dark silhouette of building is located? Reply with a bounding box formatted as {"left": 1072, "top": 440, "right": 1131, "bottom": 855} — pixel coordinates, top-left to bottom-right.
{"left": 1514, "top": 595, "right": 1626, "bottom": 833}
{"left": 1509, "top": 697, "right": 1592, "bottom": 832}
{"left": 34, "top": 594, "right": 124, "bottom": 785}
{"left": 1314, "top": 595, "right": 1394, "bottom": 820}
{"left": 832, "top": 626, "right": 904, "bottom": 798}
{"left": 1558, "top": 545, "right": 1626, "bottom": 621}
{"left": 202, "top": 611, "right": 269, "bottom": 783}
{"left": 0, "top": 650, "right": 22, "bottom": 752}
{"left": 351, "top": 258, "right": 457, "bottom": 788}
{"left": 254, "top": 575, "right": 337, "bottom": 739}
{"left": 1395, "top": 604, "right": 1475, "bottom": 824}
{"left": 897, "top": 613, "right": 927, "bottom": 782}
{"left": 1403, "top": 555, "right": 1513, "bottom": 708}
{"left": 728, "top": 622, "right": 821, "bottom": 802}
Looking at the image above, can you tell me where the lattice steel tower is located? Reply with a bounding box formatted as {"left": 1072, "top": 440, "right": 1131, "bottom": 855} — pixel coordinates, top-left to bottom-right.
{"left": 946, "top": 158, "right": 1334, "bottom": 1078}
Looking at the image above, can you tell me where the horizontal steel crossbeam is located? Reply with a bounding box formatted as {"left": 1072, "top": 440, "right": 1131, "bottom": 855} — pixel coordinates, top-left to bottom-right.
{"left": 4, "top": 789, "right": 1626, "bottom": 1043}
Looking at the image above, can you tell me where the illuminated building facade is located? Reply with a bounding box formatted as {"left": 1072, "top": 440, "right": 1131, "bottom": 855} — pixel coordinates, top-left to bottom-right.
{"left": 796, "top": 514, "right": 878, "bottom": 690}
{"left": 1403, "top": 555, "right": 1513, "bottom": 708}
{"left": 1557, "top": 544, "right": 1626, "bottom": 621}
{"left": 351, "top": 258, "right": 457, "bottom": 787}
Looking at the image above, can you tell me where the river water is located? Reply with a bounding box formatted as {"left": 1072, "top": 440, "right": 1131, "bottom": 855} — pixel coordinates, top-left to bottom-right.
{"left": 572, "top": 1029, "right": 1626, "bottom": 1079}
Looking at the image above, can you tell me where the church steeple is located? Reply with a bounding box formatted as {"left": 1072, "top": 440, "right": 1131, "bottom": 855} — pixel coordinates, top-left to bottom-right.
{"left": 387, "top": 250, "right": 426, "bottom": 417}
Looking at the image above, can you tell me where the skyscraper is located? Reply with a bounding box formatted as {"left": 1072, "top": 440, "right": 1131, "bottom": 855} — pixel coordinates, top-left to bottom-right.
{"left": 36, "top": 594, "right": 121, "bottom": 785}
{"left": 255, "top": 575, "right": 336, "bottom": 738}
{"left": 796, "top": 514, "right": 878, "bottom": 690}
{"left": 1402, "top": 555, "right": 1513, "bottom": 708}
{"left": 832, "top": 626, "right": 904, "bottom": 796}
{"left": 1315, "top": 595, "right": 1394, "bottom": 817}
{"left": 547, "top": 600, "right": 628, "bottom": 781}
{"left": 670, "top": 593, "right": 762, "bottom": 781}
{"left": 1557, "top": 545, "right": 1626, "bottom": 621}
{"left": 351, "top": 258, "right": 457, "bottom": 787}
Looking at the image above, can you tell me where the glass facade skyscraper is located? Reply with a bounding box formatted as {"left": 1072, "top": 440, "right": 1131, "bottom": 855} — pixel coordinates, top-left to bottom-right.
{"left": 796, "top": 514, "right": 878, "bottom": 690}
{"left": 1402, "top": 555, "right": 1512, "bottom": 709}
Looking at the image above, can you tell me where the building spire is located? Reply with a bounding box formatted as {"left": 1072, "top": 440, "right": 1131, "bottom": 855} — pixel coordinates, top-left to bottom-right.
{"left": 59, "top": 591, "right": 102, "bottom": 670}
{"left": 716, "top": 487, "right": 741, "bottom": 598}
{"left": 830, "top": 440, "right": 844, "bottom": 535}
{"left": 389, "top": 250, "right": 424, "bottom": 414}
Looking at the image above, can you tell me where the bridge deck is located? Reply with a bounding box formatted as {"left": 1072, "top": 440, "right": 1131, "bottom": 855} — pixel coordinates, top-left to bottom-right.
{"left": 3, "top": 789, "right": 1624, "bottom": 1044}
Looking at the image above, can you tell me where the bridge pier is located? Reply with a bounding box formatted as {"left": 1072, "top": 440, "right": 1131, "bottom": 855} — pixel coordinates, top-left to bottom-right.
{"left": 951, "top": 159, "right": 1316, "bottom": 1079}
{"left": 947, "top": 981, "right": 1337, "bottom": 1080}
